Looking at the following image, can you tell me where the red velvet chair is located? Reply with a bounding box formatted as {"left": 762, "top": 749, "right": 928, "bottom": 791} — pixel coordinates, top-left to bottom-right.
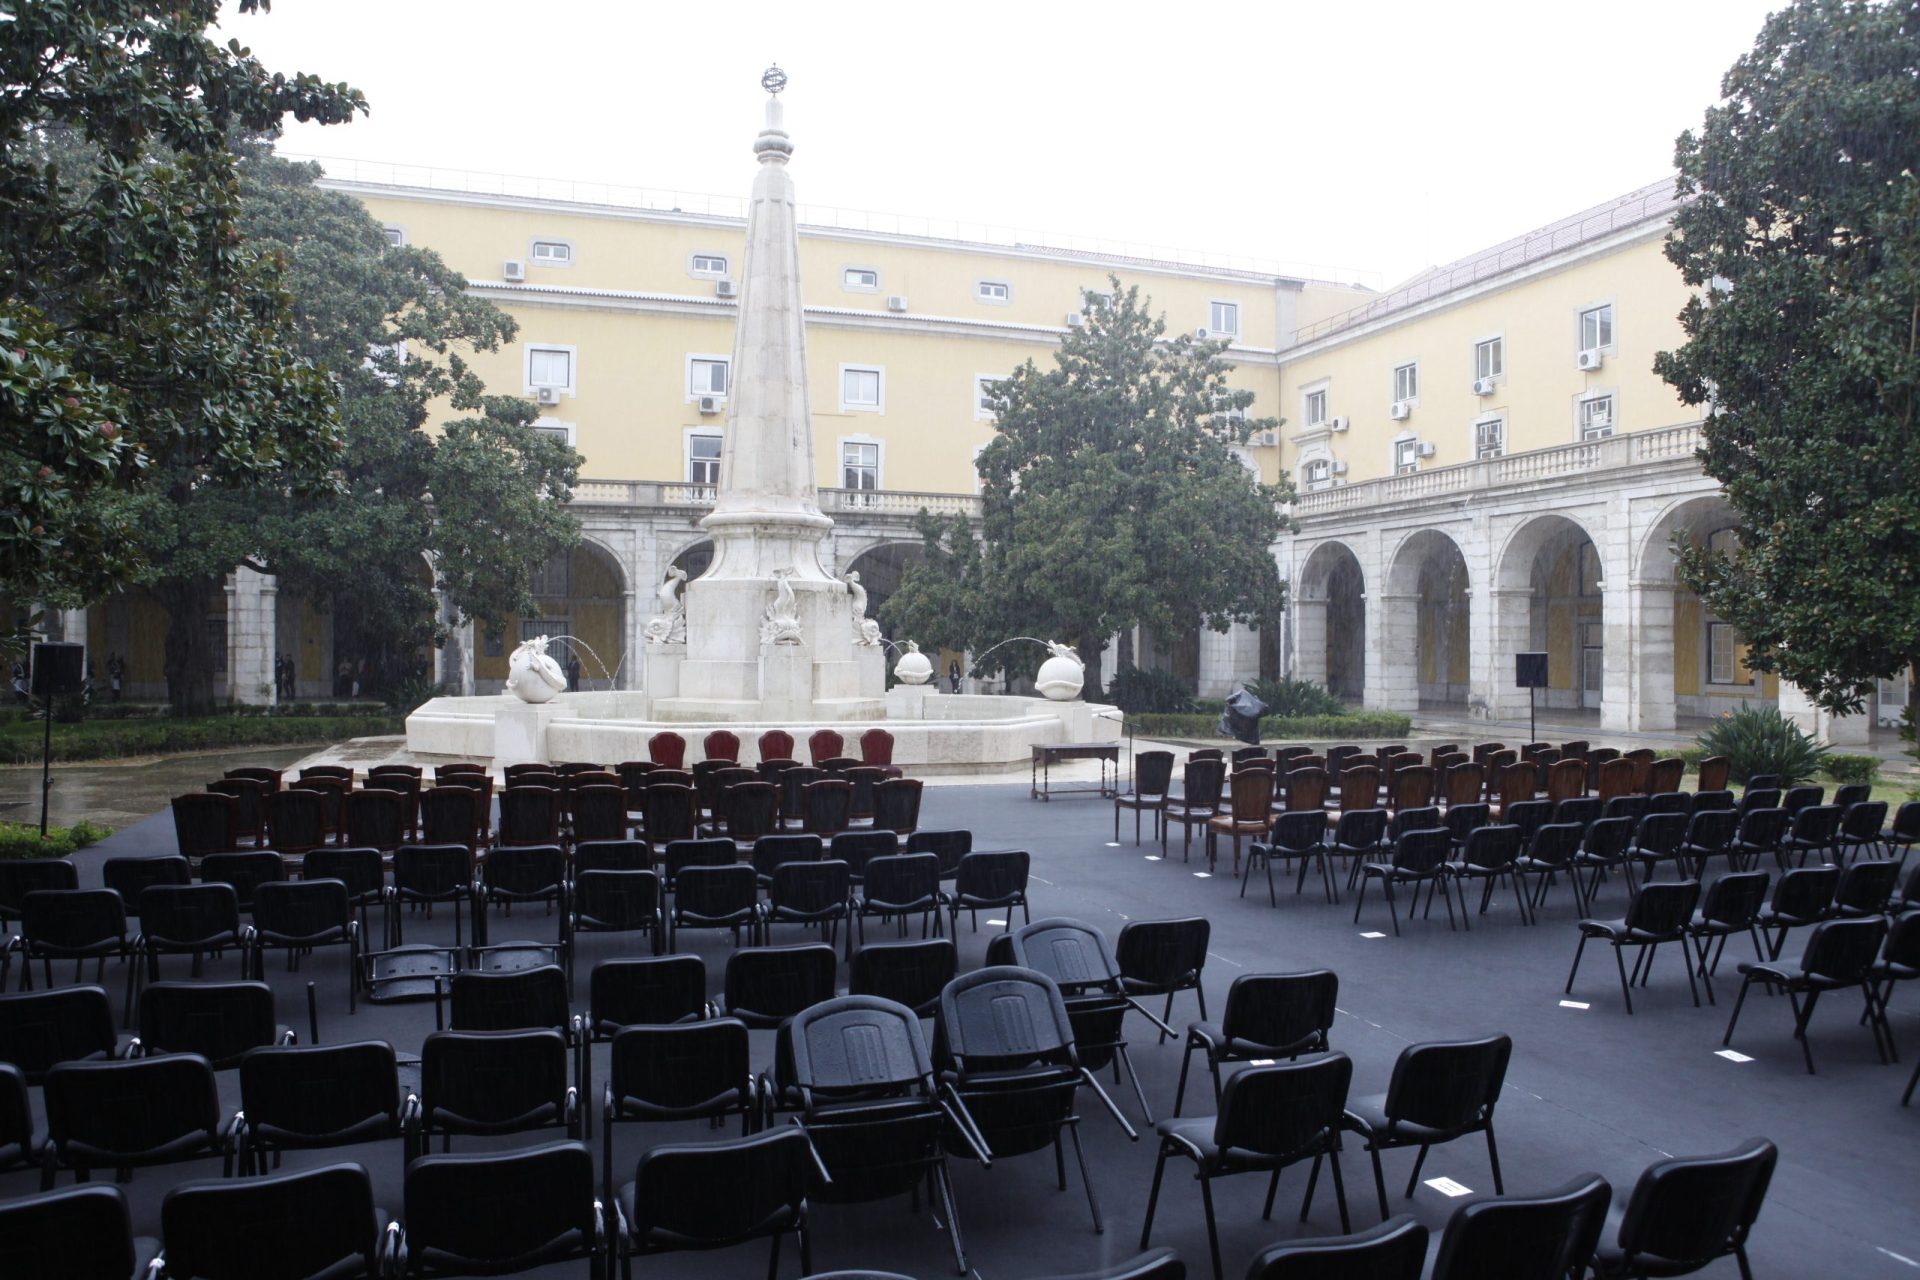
{"left": 758, "top": 730, "right": 795, "bottom": 762}
{"left": 807, "top": 729, "right": 845, "bottom": 766}
{"left": 648, "top": 732, "right": 687, "bottom": 769}
{"left": 703, "top": 730, "right": 741, "bottom": 763}
{"left": 859, "top": 728, "right": 903, "bottom": 779}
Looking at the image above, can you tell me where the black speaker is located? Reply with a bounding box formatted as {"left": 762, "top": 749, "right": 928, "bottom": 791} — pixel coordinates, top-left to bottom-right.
{"left": 30, "top": 642, "right": 86, "bottom": 697}
{"left": 1514, "top": 652, "right": 1549, "bottom": 690}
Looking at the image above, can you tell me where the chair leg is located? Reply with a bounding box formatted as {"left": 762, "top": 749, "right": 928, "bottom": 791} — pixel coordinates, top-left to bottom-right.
{"left": 1198, "top": 1171, "right": 1223, "bottom": 1280}
{"left": 1614, "top": 940, "right": 1635, "bottom": 1015}
{"left": 1368, "top": 1144, "right": 1389, "bottom": 1221}
{"left": 1067, "top": 1122, "right": 1103, "bottom": 1233}
{"left": 1404, "top": 1145, "right": 1429, "bottom": 1198}
{"left": 1485, "top": 1123, "right": 1504, "bottom": 1194}
{"left": 1789, "top": 990, "right": 1820, "bottom": 1074}
{"left": 1565, "top": 933, "right": 1588, "bottom": 996}
{"left": 1139, "top": 1144, "right": 1168, "bottom": 1249}
{"left": 1382, "top": 879, "right": 1401, "bottom": 937}
{"left": 933, "top": 1160, "right": 968, "bottom": 1275}
{"left": 1117, "top": 1045, "right": 1153, "bottom": 1125}
{"left": 1327, "top": 1143, "right": 1351, "bottom": 1232}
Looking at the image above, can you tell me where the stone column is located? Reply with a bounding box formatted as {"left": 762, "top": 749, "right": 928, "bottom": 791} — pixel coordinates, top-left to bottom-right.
{"left": 1779, "top": 683, "right": 1871, "bottom": 746}
{"left": 620, "top": 588, "right": 640, "bottom": 690}
{"left": 1484, "top": 587, "right": 1535, "bottom": 723}
{"left": 1196, "top": 621, "right": 1262, "bottom": 699}
{"left": 1369, "top": 592, "right": 1420, "bottom": 712}
{"left": 1623, "top": 578, "right": 1676, "bottom": 732}
{"left": 224, "top": 567, "right": 277, "bottom": 706}
{"left": 1293, "top": 600, "right": 1328, "bottom": 686}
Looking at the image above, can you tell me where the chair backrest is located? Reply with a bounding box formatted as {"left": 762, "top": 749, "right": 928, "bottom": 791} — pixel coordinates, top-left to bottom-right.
{"left": 1791, "top": 803, "right": 1844, "bottom": 843}
{"left": 1801, "top": 916, "right": 1888, "bottom": 980}
{"left": 1772, "top": 864, "right": 1840, "bottom": 918}
{"left": 938, "top": 966, "right": 1078, "bottom": 1067}
{"left": 138, "top": 981, "right": 278, "bottom": 1069}
{"left": 862, "top": 853, "right": 938, "bottom": 906}
{"left": 1221, "top": 970, "right": 1338, "bottom": 1051}
{"left": 254, "top": 880, "right": 352, "bottom": 950}
{"left": 1739, "top": 787, "right": 1783, "bottom": 818}
{"left": 573, "top": 869, "right": 661, "bottom": 934}
{"left": 1545, "top": 758, "right": 1586, "bottom": 804}
{"left": 769, "top": 859, "right": 850, "bottom": 917}
{"left": 1553, "top": 797, "right": 1601, "bottom": 829}
{"left": 1285, "top": 767, "right": 1329, "bottom": 812}
{"left": 701, "top": 729, "right": 741, "bottom": 763}
{"left": 1842, "top": 799, "right": 1888, "bottom": 839}
{"left": 1612, "top": 1137, "right": 1777, "bottom": 1274}
{"left": 451, "top": 965, "right": 569, "bottom": 1033}
{"left": 1270, "top": 809, "right": 1328, "bottom": 852}
{"left": 44, "top": 1053, "right": 222, "bottom": 1164}
{"left": 722, "top": 944, "right": 838, "bottom": 1025}
{"left": 1326, "top": 745, "right": 1360, "bottom": 775}
{"left": 1115, "top": 918, "right": 1210, "bottom": 991}
{"left": 344, "top": 788, "right": 406, "bottom": 849}
{"left": 662, "top": 837, "right": 738, "bottom": 887}
{"left": 1699, "top": 870, "right": 1771, "bottom": 928}
{"left": 754, "top": 833, "right": 825, "bottom": 879}
{"left": 1596, "top": 757, "right": 1635, "bottom": 803}
{"left": 787, "top": 994, "right": 933, "bottom": 1100}
{"left": 1011, "top": 917, "right": 1122, "bottom": 993}
{"left": 1382, "top": 1034, "right": 1512, "bottom": 1131}
{"left": 1339, "top": 765, "right": 1381, "bottom": 812}
{"left": 758, "top": 729, "right": 796, "bottom": 761}
{"left": 610, "top": 1019, "right": 751, "bottom": 1115}
{"left": 1525, "top": 822, "right": 1583, "bottom": 868}
{"left": 1635, "top": 811, "right": 1688, "bottom": 856}
{"left": 1131, "top": 750, "right": 1176, "bottom": 798}
{"left": 434, "top": 763, "right": 485, "bottom": 780}
{"left": 590, "top": 955, "right": 706, "bottom": 1030}
{"left": 1459, "top": 823, "right": 1521, "bottom": 871}
{"left": 1331, "top": 807, "right": 1388, "bottom": 849}
{"left": 1181, "top": 758, "right": 1227, "bottom": 809}
{"left": 0, "top": 985, "right": 117, "bottom": 1082}
{"left": 138, "top": 882, "right": 240, "bottom": 946}
{"left": 0, "top": 857, "right": 79, "bottom": 922}
{"left": 498, "top": 785, "right": 560, "bottom": 845}
{"left": 1444, "top": 803, "right": 1490, "bottom": 846}
{"left": 1496, "top": 762, "right": 1537, "bottom": 809}
{"left": 1229, "top": 768, "right": 1275, "bottom": 820}
{"left": 1644, "top": 758, "right": 1684, "bottom": 794}
{"left": 953, "top": 850, "right": 1030, "bottom": 903}
{"left": 482, "top": 844, "right": 566, "bottom": 901}
{"left": 238, "top": 1039, "right": 400, "bottom": 1146}
{"left": 102, "top": 857, "right": 192, "bottom": 917}
{"left": 1442, "top": 763, "right": 1485, "bottom": 807}
{"left": 808, "top": 728, "right": 846, "bottom": 765}
{"left": 831, "top": 829, "right": 897, "bottom": 878}
{"left": 1690, "top": 789, "right": 1736, "bottom": 814}
{"left": 1782, "top": 784, "right": 1824, "bottom": 815}
{"left": 1389, "top": 806, "right": 1441, "bottom": 842}
{"left": 648, "top": 732, "right": 687, "bottom": 768}
{"left": 850, "top": 938, "right": 958, "bottom": 1016}
{"left": 570, "top": 784, "right": 630, "bottom": 843}
{"left": 419, "top": 1029, "right": 569, "bottom": 1130}
{"left": 860, "top": 727, "right": 897, "bottom": 767}
{"left": 1428, "top": 1172, "right": 1611, "bottom": 1280}
{"left": 843, "top": 766, "right": 887, "bottom": 819}
{"left": 301, "top": 847, "right": 385, "bottom": 902}
{"left": 228, "top": 766, "right": 286, "bottom": 791}
{"left": 1214, "top": 1053, "right": 1352, "bottom": 1161}
{"left": 1684, "top": 808, "right": 1738, "bottom": 849}
{"left": 1835, "top": 859, "right": 1899, "bottom": 914}
{"left": 627, "top": 1129, "right": 810, "bottom": 1251}
{"left": 402, "top": 1140, "right": 598, "bottom": 1271}
{"left": 1626, "top": 880, "right": 1701, "bottom": 937}
{"left": 0, "top": 1182, "right": 138, "bottom": 1280}
{"left": 1246, "top": 1214, "right": 1428, "bottom": 1280}
{"left": 205, "top": 778, "right": 264, "bottom": 836}
{"left": 21, "top": 888, "right": 126, "bottom": 949}
{"left": 172, "top": 792, "right": 239, "bottom": 859}
{"left": 1831, "top": 782, "right": 1871, "bottom": 809}
{"left": 575, "top": 839, "right": 652, "bottom": 873}
{"left": 161, "top": 1161, "right": 378, "bottom": 1280}
{"left": 392, "top": 843, "right": 473, "bottom": 900}
{"left": 1581, "top": 816, "right": 1635, "bottom": 862}
{"left": 872, "top": 777, "right": 925, "bottom": 834}
{"left": 803, "top": 778, "right": 854, "bottom": 834}
{"left": 1696, "top": 755, "right": 1732, "bottom": 792}
{"left": 1393, "top": 827, "right": 1451, "bottom": 874}
{"left": 419, "top": 786, "right": 480, "bottom": 848}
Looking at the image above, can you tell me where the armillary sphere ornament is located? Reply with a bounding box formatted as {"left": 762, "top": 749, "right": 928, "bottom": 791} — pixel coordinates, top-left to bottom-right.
{"left": 761, "top": 64, "right": 787, "bottom": 95}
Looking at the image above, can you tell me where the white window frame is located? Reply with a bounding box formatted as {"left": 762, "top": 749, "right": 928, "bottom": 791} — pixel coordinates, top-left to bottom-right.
{"left": 1392, "top": 362, "right": 1419, "bottom": 406}
{"left": 530, "top": 419, "right": 576, "bottom": 447}
{"left": 685, "top": 431, "right": 723, "bottom": 486}
{"left": 1474, "top": 413, "right": 1506, "bottom": 460}
{"left": 1392, "top": 434, "right": 1419, "bottom": 476}
{"left": 842, "top": 266, "right": 880, "bottom": 292}
{"left": 686, "top": 353, "right": 731, "bottom": 401}
{"left": 689, "top": 253, "right": 730, "bottom": 278}
{"left": 971, "top": 442, "right": 989, "bottom": 495}
{"left": 975, "top": 374, "right": 1006, "bottom": 421}
{"left": 523, "top": 343, "right": 577, "bottom": 397}
{"left": 1707, "top": 621, "right": 1750, "bottom": 686}
{"left": 382, "top": 224, "right": 407, "bottom": 247}
{"left": 1302, "top": 383, "right": 1329, "bottom": 429}
{"left": 1578, "top": 301, "right": 1616, "bottom": 355}
{"left": 1302, "top": 457, "right": 1334, "bottom": 492}
{"left": 529, "top": 238, "right": 574, "bottom": 267}
{"left": 839, "top": 364, "right": 884, "bottom": 413}
{"left": 839, "top": 436, "right": 883, "bottom": 491}
{"left": 976, "top": 279, "right": 1011, "bottom": 305}
{"left": 1208, "top": 300, "right": 1241, "bottom": 336}
{"left": 1474, "top": 334, "right": 1504, "bottom": 381}
{"left": 1577, "top": 391, "right": 1616, "bottom": 441}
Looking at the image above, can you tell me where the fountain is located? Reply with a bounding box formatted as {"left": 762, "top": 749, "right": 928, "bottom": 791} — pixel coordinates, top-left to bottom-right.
{"left": 406, "top": 69, "right": 1119, "bottom": 769}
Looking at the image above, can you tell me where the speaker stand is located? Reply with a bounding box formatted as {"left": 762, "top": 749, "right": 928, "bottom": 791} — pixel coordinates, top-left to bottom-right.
{"left": 38, "top": 689, "right": 54, "bottom": 836}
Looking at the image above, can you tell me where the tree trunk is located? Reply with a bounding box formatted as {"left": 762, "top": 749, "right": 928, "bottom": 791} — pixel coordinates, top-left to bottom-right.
{"left": 1078, "top": 633, "right": 1104, "bottom": 702}
{"left": 157, "top": 578, "right": 222, "bottom": 714}
{"left": 1117, "top": 628, "right": 1135, "bottom": 672}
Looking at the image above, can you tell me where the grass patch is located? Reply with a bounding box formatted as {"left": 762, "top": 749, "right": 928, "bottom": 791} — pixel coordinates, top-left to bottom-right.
{"left": 0, "top": 712, "right": 405, "bottom": 765}
{"left": 0, "top": 819, "right": 113, "bottom": 860}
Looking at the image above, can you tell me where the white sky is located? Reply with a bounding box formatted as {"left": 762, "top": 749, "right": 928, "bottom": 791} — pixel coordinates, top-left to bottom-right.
{"left": 235, "top": 0, "right": 1780, "bottom": 287}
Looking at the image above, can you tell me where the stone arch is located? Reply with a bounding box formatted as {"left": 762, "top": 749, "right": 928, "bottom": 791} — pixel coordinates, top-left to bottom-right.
{"left": 668, "top": 537, "right": 714, "bottom": 581}
{"left": 1383, "top": 529, "right": 1472, "bottom": 711}
{"left": 1493, "top": 513, "right": 1605, "bottom": 715}
{"left": 1634, "top": 493, "right": 1765, "bottom": 723}
{"left": 842, "top": 540, "right": 925, "bottom": 638}
{"left": 1294, "top": 540, "right": 1366, "bottom": 699}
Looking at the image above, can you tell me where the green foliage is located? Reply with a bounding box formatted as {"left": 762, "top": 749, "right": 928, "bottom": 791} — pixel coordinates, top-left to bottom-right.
{"left": 0, "top": 820, "right": 114, "bottom": 861}
{"left": 1692, "top": 704, "right": 1830, "bottom": 786}
{"left": 0, "top": 2, "right": 364, "bottom": 607}
{"left": 1243, "top": 676, "right": 1345, "bottom": 718}
{"left": 1106, "top": 665, "right": 1197, "bottom": 714}
{"left": 1823, "top": 753, "right": 1882, "bottom": 786}
{"left": 882, "top": 278, "right": 1293, "bottom": 695}
{"left": 0, "top": 712, "right": 403, "bottom": 764}
{"left": 1127, "top": 711, "right": 1413, "bottom": 741}
{"left": 1658, "top": 0, "right": 1920, "bottom": 715}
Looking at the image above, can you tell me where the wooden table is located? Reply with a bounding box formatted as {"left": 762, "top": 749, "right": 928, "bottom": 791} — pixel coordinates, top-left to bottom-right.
{"left": 1030, "top": 743, "right": 1121, "bottom": 801}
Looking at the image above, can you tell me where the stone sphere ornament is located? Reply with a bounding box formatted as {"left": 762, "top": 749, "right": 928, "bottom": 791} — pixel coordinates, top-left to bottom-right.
{"left": 505, "top": 635, "right": 568, "bottom": 704}
{"left": 893, "top": 640, "right": 934, "bottom": 686}
{"left": 1035, "top": 640, "right": 1086, "bottom": 702}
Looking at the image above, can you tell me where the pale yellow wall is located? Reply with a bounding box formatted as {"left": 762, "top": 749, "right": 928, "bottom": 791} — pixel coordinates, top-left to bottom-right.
{"left": 1276, "top": 236, "right": 1697, "bottom": 486}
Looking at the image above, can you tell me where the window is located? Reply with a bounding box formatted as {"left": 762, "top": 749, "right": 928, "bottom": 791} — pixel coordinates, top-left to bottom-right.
{"left": 1579, "top": 303, "right": 1614, "bottom": 352}
{"left": 840, "top": 365, "right": 883, "bottom": 412}
{"left": 688, "top": 356, "right": 729, "bottom": 397}
{"left": 977, "top": 280, "right": 1010, "bottom": 303}
{"left": 1304, "top": 388, "right": 1328, "bottom": 428}
{"left": 1708, "top": 622, "right": 1750, "bottom": 685}
{"left": 1579, "top": 393, "right": 1615, "bottom": 440}
{"left": 842, "top": 441, "right": 880, "bottom": 490}
{"left": 688, "top": 434, "right": 722, "bottom": 485}
{"left": 1209, "top": 301, "right": 1239, "bottom": 335}
{"left": 521, "top": 616, "right": 568, "bottom": 644}
{"left": 690, "top": 253, "right": 729, "bottom": 277}
{"left": 1475, "top": 336, "right": 1504, "bottom": 380}
{"left": 1303, "top": 458, "right": 1332, "bottom": 491}
{"left": 531, "top": 420, "right": 575, "bottom": 447}
{"left": 530, "top": 240, "right": 572, "bottom": 265}
{"left": 382, "top": 224, "right": 406, "bottom": 247}
{"left": 1393, "top": 362, "right": 1419, "bottom": 404}
{"left": 529, "top": 550, "right": 572, "bottom": 598}
{"left": 525, "top": 345, "right": 575, "bottom": 394}
{"left": 1474, "top": 415, "right": 1505, "bottom": 459}
{"left": 483, "top": 628, "right": 504, "bottom": 658}
{"left": 975, "top": 375, "right": 1004, "bottom": 420}
{"left": 1393, "top": 438, "right": 1419, "bottom": 475}
{"left": 843, "top": 267, "right": 879, "bottom": 290}
{"left": 206, "top": 617, "right": 227, "bottom": 674}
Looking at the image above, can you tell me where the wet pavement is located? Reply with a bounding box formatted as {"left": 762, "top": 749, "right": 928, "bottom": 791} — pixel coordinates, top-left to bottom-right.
{"left": 0, "top": 744, "right": 317, "bottom": 831}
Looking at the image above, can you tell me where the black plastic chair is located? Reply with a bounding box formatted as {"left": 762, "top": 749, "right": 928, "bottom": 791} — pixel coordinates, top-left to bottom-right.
{"left": 303, "top": 844, "right": 387, "bottom": 940}
{"left": 43, "top": 1052, "right": 231, "bottom": 1185}
{"left": 236, "top": 1039, "right": 406, "bottom": 1177}
{"left": 1331, "top": 809, "right": 1388, "bottom": 895}
{"left": 1723, "top": 915, "right": 1890, "bottom": 1073}
{"left": 1175, "top": 970, "right": 1337, "bottom": 1118}
{"left": 753, "top": 833, "right": 825, "bottom": 886}
{"left": 671, "top": 863, "right": 763, "bottom": 950}
{"left": 498, "top": 785, "right": 561, "bottom": 847}
{"left": 250, "top": 878, "right": 360, "bottom": 1013}
{"left": 0, "top": 1060, "right": 44, "bottom": 1175}
{"left": 908, "top": 828, "right": 972, "bottom": 888}
{"left": 158, "top": 1160, "right": 381, "bottom": 1279}
{"left": 386, "top": 843, "right": 474, "bottom": 951}
{"left": 1354, "top": 828, "right": 1457, "bottom": 935}
{"left": 0, "top": 857, "right": 78, "bottom": 937}
{"left": 1726, "top": 808, "right": 1789, "bottom": 873}
{"left": 1514, "top": 823, "right": 1586, "bottom": 916}
{"left": 127, "top": 882, "right": 246, "bottom": 1022}
{"left": 197, "top": 851, "right": 286, "bottom": 915}
{"left": 412, "top": 1028, "right": 580, "bottom": 1160}
{"left": 1340, "top": 1034, "right": 1512, "bottom": 1220}
{"left": 1244, "top": 1214, "right": 1426, "bottom": 1280}
{"left": 1781, "top": 803, "right": 1843, "bottom": 868}
{"left": 0, "top": 1182, "right": 146, "bottom": 1280}
{"left": 614, "top": 1128, "right": 816, "bottom": 1280}
{"left": 447, "top": 964, "right": 584, "bottom": 1120}
{"left": 602, "top": 1019, "right": 756, "bottom": 1201}
{"left": 1426, "top": 1172, "right": 1610, "bottom": 1280}
{"left": 1116, "top": 749, "right": 1176, "bottom": 845}
{"left": 1683, "top": 870, "right": 1772, "bottom": 996}
{"left": 831, "top": 829, "right": 898, "bottom": 888}
{"left": 571, "top": 868, "right": 664, "bottom": 976}
{"left": 1443, "top": 824, "right": 1528, "bottom": 929}
{"left": 1832, "top": 858, "right": 1900, "bottom": 919}
{"left": 1032, "top": 1247, "right": 1187, "bottom": 1280}
{"left": 766, "top": 859, "right": 852, "bottom": 956}
{"left": 136, "top": 980, "right": 292, "bottom": 1068}
{"left": 587, "top": 955, "right": 708, "bottom": 1039}
{"left": 1756, "top": 864, "right": 1840, "bottom": 959}
{"left": 1141, "top": 1055, "right": 1354, "bottom": 1280}
{"left": 473, "top": 843, "right": 570, "bottom": 975}
{"left": 721, "top": 943, "right": 837, "bottom": 1029}
{"left": 576, "top": 839, "right": 653, "bottom": 873}
{"left": 1588, "top": 1137, "right": 1778, "bottom": 1279}
{"left": 946, "top": 850, "right": 1032, "bottom": 933}
{"left": 0, "top": 984, "right": 121, "bottom": 1083}
{"left": 850, "top": 937, "right": 958, "bottom": 1018}
{"left": 102, "top": 856, "right": 190, "bottom": 922}
{"left": 1676, "top": 809, "right": 1738, "bottom": 879}
{"left": 1117, "top": 917, "right": 1209, "bottom": 1043}
{"left": 389, "top": 1140, "right": 607, "bottom": 1277}
{"left": 16, "top": 889, "right": 131, "bottom": 995}
{"left": 1247, "top": 811, "right": 1337, "bottom": 906}
{"left": 1566, "top": 880, "right": 1703, "bottom": 1013}
{"left": 856, "top": 853, "right": 943, "bottom": 944}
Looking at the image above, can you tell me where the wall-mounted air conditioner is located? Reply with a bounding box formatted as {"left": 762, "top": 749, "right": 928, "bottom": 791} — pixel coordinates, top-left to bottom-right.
{"left": 1389, "top": 402, "right": 1411, "bottom": 421}
{"left": 886, "top": 295, "right": 908, "bottom": 312}
{"left": 697, "top": 396, "right": 721, "bottom": 415}
{"left": 1416, "top": 442, "right": 1436, "bottom": 458}
{"left": 535, "top": 386, "right": 561, "bottom": 406}
{"left": 1577, "top": 349, "right": 1604, "bottom": 371}
{"left": 716, "top": 280, "right": 737, "bottom": 298}
{"left": 1327, "top": 416, "right": 1349, "bottom": 433}
{"left": 1065, "top": 312, "right": 1085, "bottom": 328}
{"left": 1255, "top": 430, "right": 1279, "bottom": 447}
{"left": 503, "top": 260, "right": 525, "bottom": 282}
{"left": 1194, "top": 326, "right": 1211, "bottom": 339}
{"left": 1331, "top": 460, "right": 1349, "bottom": 475}
{"left": 1472, "top": 377, "right": 1497, "bottom": 396}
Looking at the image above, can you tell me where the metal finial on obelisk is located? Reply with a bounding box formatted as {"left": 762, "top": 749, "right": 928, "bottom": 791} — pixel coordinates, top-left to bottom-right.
{"left": 761, "top": 64, "right": 787, "bottom": 95}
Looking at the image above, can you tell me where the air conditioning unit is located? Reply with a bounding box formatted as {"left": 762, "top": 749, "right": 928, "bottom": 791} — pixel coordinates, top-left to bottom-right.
{"left": 1389, "top": 401, "right": 1411, "bottom": 421}
{"left": 1327, "top": 416, "right": 1349, "bottom": 433}
{"left": 1577, "top": 349, "right": 1604, "bottom": 371}
{"left": 1472, "top": 377, "right": 1497, "bottom": 396}
{"left": 502, "top": 260, "right": 525, "bottom": 282}
{"left": 715, "top": 280, "right": 738, "bottom": 298}
{"left": 535, "top": 386, "right": 561, "bottom": 406}
{"left": 1331, "top": 460, "right": 1349, "bottom": 475}
{"left": 1416, "top": 441, "right": 1436, "bottom": 458}
{"left": 1065, "top": 312, "right": 1085, "bottom": 328}
{"left": 1255, "top": 430, "right": 1279, "bottom": 447}
{"left": 886, "top": 295, "right": 908, "bottom": 312}
{"left": 697, "top": 395, "right": 721, "bottom": 415}
{"left": 1194, "top": 326, "right": 1210, "bottom": 340}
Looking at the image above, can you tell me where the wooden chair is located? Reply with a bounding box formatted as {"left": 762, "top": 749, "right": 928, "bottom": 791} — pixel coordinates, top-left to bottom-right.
{"left": 1646, "top": 758, "right": 1685, "bottom": 796}
{"left": 1623, "top": 749, "right": 1656, "bottom": 794}
{"left": 1585, "top": 747, "right": 1621, "bottom": 790}
{"left": 807, "top": 729, "right": 845, "bottom": 766}
{"left": 1481, "top": 750, "right": 1518, "bottom": 801}
{"left": 1329, "top": 765, "right": 1381, "bottom": 829}
{"left": 1545, "top": 759, "right": 1587, "bottom": 806}
{"left": 1558, "top": 740, "right": 1590, "bottom": 761}
{"left": 1284, "top": 767, "right": 1330, "bottom": 814}
{"left": 205, "top": 779, "right": 266, "bottom": 847}
{"left": 859, "top": 729, "right": 902, "bottom": 778}
{"left": 1470, "top": 742, "right": 1506, "bottom": 765}
{"left": 648, "top": 732, "right": 687, "bottom": 769}
{"left": 1442, "top": 763, "right": 1485, "bottom": 809}
{"left": 1326, "top": 746, "right": 1362, "bottom": 780}
{"left": 703, "top": 730, "right": 741, "bottom": 764}
{"left": 1388, "top": 765, "right": 1435, "bottom": 815}
{"left": 1494, "top": 761, "right": 1537, "bottom": 821}
{"left": 1164, "top": 759, "right": 1228, "bottom": 862}
{"left": 1207, "top": 769, "right": 1274, "bottom": 876}
{"left": 1697, "top": 755, "right": 1732, "bottom": 793}
{"left": 1427, "top": 744, "right": 1460, "bottom": 767}
{"left": 1596, "top": 758, "right": 1635, "bottom": 804}
{"left": 1432, "top": 751, "right": 1468, "bottom": 774}
{"left": 758, "top": 730, "right": 796, "bottom": 762}
{"left": 1115, "top": 750, "right": 1176, "bottom": 846}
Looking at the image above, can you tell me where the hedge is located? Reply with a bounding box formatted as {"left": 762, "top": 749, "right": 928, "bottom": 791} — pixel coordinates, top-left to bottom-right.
{"left": 1126, "top": 712, "right": 1414, "bottom": 741}
{"left": 0, "top": 820, "right": 113, "bottom": 860}
{"left": 0, "top": 714, "right": 406, "bottom": 765}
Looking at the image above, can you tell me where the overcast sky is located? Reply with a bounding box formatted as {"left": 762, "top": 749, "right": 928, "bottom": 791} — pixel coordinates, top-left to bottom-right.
{"left": 236, "top": 0, "right": 1781, "bottom": 288}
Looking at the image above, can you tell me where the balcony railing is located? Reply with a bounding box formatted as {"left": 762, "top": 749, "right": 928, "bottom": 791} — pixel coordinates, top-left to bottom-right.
{"left": 1291, "top": 423, "right": 1703, "bottom": 519}
{"left": 569, "top": 480, "right": 982, "bottom": 518}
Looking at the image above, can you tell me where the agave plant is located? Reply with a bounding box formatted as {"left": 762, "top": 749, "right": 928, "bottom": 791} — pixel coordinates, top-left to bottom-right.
{"left": 1693, "top": 704, "right": 1828, "bottom": 786}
